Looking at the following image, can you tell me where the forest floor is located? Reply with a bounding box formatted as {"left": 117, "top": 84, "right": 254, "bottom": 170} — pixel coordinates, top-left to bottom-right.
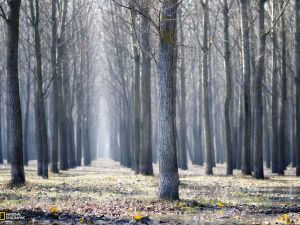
{"left": 0, "top": 160, "right": 300, "bottom": 224}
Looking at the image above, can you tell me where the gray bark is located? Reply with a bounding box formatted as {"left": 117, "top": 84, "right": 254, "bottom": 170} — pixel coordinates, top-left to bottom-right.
{"left": 51, "top": 0, "right": 58, "bottom": 173}
{"left": 157, "top": 0, "right": 180, "bottom": 200}
{"left": 58, "top": 0, "right": 69, "bottom": 170}
{"left": 178, "top": 6, "right": 188, "bottom": 170}
{"left": 6, "top": 0, "right": 25, "bottom": 185}
{"left": 278, "top": 0, "right": 287, "bottom": 175}
{"left": 223, "top": 0, "right": 233, "bottom": 175}
{"left": 140, "top": 1, "right": 153, "bottom": 175}
{"left": 240, "top": 0, "right": 252, "bottom": 175}
{"left": 30, "top": 0, "right": 49, "bottom": 179}
{"left": 202, "top": 0, "right": 213, "bottom": 175}
{"left": 129, "top": 0, "right": 141, "bottom": 174}
{"left": 296, "top": 0, "right": 300, "bottom": 176}
{"left": 271, "top": 0, "right": 279, "bottom": 174}
{"left": 253, "top": 0, "right": 266, "bottom": 179}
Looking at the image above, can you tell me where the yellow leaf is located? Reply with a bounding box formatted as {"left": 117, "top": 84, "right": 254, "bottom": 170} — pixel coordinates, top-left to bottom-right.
{"left": 79, "top": 217, "right": 85, "bottom": 224}
{"left": 49, "top": 206, "right": 58, "bottom": 214}
{"left": 216, "top": 202, "right": 225, "bottom": 208}
{"left": 276, "top": 214, "right": 294, "bottom": 224}
{"left": 132, "top": 214, "right": 144, "bottom": 221}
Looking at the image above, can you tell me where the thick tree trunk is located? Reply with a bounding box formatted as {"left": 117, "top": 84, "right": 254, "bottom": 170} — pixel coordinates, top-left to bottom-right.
{"left": 295, "top": 0, "right": 300, "bottom": 176}
{"left": 51, "top": 0, "right": 59, "bottom": 173}
{"left": 139, "top": 1, "right": 153, "bottom": 175}
{"left": 58, "top": 0, "right": 69, "bottom": 171}
{"left": 30, "top": 0, "right": 49, "bottom": 179}
{"left": 240, "top": 0, "right": 252, "bottom": 175}
{"left": 223, "top": 0, "right": 233, "bottom": 175}
{"left": 129, "top": 0, "right": 141, "bottom": 173}
{"left": 202, "top": 0, "right": 213, "bottom": 175}
{"left": 271, "top": 0, "right": 279, "bottom": 174}
{"left": 157, "top": 0, "right": 179, "bottom": 200}
{"left": 253, "top": 0, "right": 266, "bottom": 179}
{"left": 271, "top": 1, "right": 279, "bottom": 174}
{"left": 6, "top": 0, "right": 25, "bottom": 185}
{"left": 278, "top": 0, "right": 287, "bottom": 175}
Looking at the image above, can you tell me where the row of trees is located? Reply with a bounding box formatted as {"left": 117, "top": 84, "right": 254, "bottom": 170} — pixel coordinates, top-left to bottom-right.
{"left": 103, "top": 0, "right": 300, "bottom": 199}
{"left": 0, "top": 0, "right": 101, "bottom": 184}
{"left": 1, "top": 0, "right": 300, "bottom": 200}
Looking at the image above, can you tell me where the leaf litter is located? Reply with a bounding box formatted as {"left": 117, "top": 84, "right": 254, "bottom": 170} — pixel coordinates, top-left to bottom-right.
{"left": 0, "top": 159, "right": 299, "bottom": 224}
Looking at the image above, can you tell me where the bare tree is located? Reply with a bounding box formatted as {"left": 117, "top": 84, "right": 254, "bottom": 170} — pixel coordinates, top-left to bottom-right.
{"left": 223, "top": 0, "right": 233, "bottom": 175}
{"left": 157, "top": 0, "right": 180, "bottom": 200}
{"left": 139, "top": 0, "right": 153, "bottom": 175}
{"left": 202, "top": 0, "right": 213, "bottom": 175}
{"left": 240, "top": 0, "right": 252, "bottom": 175}
{"left": 51, "top": 0, "right": 59, "bottom": 173}
{"left": 295, "top": 0, "right": 300, "bottom": 176}
{"left": 253, "top": 0, "right": 267, "bottom": 179}
{"left": 5, "top": 0, "right": 25, "bottom": 185}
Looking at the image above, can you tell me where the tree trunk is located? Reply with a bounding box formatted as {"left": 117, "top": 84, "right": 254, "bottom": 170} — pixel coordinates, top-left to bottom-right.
{"left": 253, "top": 0, "right": 266, "bottom": 179}
{"left": 278, "top": 0, "right": 287, "bottom": 175}
{"left": 240, "top": 0, "right": 252, "bottom": 175}
{"left": 271, "top": 0, "right": 279, "bottom": 174}
{"left": 223, "top": 0, "right": 233, "bottom": 175}
{"left": 58, "top": 0, "right": 69, "bottom": 171}
{"left": 157, "top": 0, "right": 179, "bottom": 200}
{"left": 23, "top": 72, "right": 30, "bottom": 167}
{"left": 23, "top": 7, "right": 31, "bottom": 167}
{"left": 6, "top": 0, "right": 25, "bottom": 185}
{"left": 202, "top": 0, "right": 213, "bottom": 175}
{"left": 178, "top": 7, "right": 188, "bottom": 170}
{"left": 129, "top": 0, "right": 141, "bottom": 174}
{"left": 51, "top": 0, "right": 59, "bottom": 173}
{"left": 295, "top": 0, "right": 300, "bottom": 176}
{"left": 198, "top": 45, "right": 204, "bottom": 166}
{"left": 139, "top": 1, "right": 153, "bottom": 175}
{"left": 30, "top": 0, "right": 49, "bottom": 179}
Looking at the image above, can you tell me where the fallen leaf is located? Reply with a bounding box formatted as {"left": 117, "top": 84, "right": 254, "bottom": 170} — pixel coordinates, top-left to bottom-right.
{"left": 49, "top": 206, "right": 58, "bottom": 214}
{"left": 276, "top": 214, "right": 294, "bottom": 224}
{"left": 216, "top": 202, "right": 225, "bottom": 208}
{"left": 132, "top": 214, "right": 145, "bottom": 221}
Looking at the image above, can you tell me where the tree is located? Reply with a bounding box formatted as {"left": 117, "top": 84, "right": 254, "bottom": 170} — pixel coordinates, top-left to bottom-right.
{"left": 178, "top": 6, "right": 188, "bottom": 170}
{"left": 202, "top": 0, "right": 213, "bottom": 175}
{"left": 271, "top": 0, "right": 279, "bottom": 174}
{"left": 58, "top": 0, "right": 69, "bottom": 170}
{"left": 129, "top": 0, "right": 141, "bottom": 174}
{"left": 295, "top": 0, "right": 300, "bottom": 176}
{"left": 140, "top": 0, "right": 153, "bottom": 175}
{"left": 223, "top": 0, "right": 233, "bottom": 175}
{"left": 51, "top": 0, "right": 59, "bottom": 173}
{"left": 29, "top": 0, "right": 49, "bottom": 179}
{"left": 278, "top": 0, "right": 287, "bottom": 175}
{"left": 4, "top": 0, "right": 25, "bottom": 185}
{"left": 253, "top": 0, "right": 267, "bottom": 179}
{"left": 157, "top": 0, "right": 180, "bottom": 200}
{"left": 240, "top": 0, "right": 252, "bottom": 175}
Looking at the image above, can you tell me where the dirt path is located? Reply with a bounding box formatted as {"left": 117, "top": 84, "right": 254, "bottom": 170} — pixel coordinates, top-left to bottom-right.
{"left": 0, "top": 159, "right": 299, "bottom": 224}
